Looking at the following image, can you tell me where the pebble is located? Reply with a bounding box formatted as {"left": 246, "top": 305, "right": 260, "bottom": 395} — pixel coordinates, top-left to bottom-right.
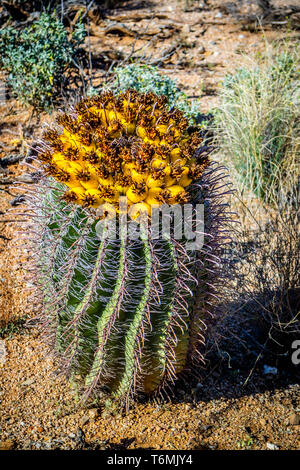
{"left": 289, "top": 414, "right": 300, "bottom": 426}
{"left": 80, "top": 409, "right": 98, "bottom": 425}
{"left": 182, "top": 24, "right": 190, "bottom": 34}
{"left": 267, "top": 442, "right": 279, "bottom": 450}
{"left": 80, "top": 415, "right": 90, "bottom": 426}
{"left": 88, "top": 408, "right": 98, "bottom": 419}
{"left": 0, "top": 346, "right": 6, "bottom": 367}
{"left": 22, "top": 378, "right": 35, "bottom": 386}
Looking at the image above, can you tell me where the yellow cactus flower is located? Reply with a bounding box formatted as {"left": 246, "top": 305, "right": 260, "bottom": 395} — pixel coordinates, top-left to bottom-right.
{"left": 98, "top": 176, "right": 114, "bottom": 187}
{"left": 146, "top": 174, "right": 164, "bottom": 189}
{"left": 83, "top": 189, "right": 104, "bottom": 207}
{"left": 164, "top": 185, "right": 188, "bottom": 204}
{"left": 151, "top": 158, "right": 167, "bottom": 170}
{"left": 164, "top": 166, "right": 177, "bottom": 187}
{"left": 64, "top": 186, "right": 86, "bottom": 204}
{"left": 129, "top": 202, "right": 151, "bottom": 220}
{"left": 145, "top": 187, "right": 163, "bottom": 205}
{"left": 178, "top": 167, "right": 193, "bottom": 187}
{"left": 127, "top": 185, "right": 148, "bottom": 203}
{"left": 52, "top": 153, "right": 70, "bottom": 171}
{"left": 136, "top": 125, "right": 147, "bottom": 140}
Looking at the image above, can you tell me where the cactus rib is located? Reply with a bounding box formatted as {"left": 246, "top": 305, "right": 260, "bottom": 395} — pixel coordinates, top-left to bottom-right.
{"left": 114, "top": 227, "right": 152, "bottom": 399}
{"left": 85, "top": 236, "right": 126, "bottom": 392}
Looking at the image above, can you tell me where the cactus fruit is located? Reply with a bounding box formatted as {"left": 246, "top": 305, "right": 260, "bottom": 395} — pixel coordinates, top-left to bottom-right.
{"left": 23, "top": 89, "right": 230, "bottom": 404}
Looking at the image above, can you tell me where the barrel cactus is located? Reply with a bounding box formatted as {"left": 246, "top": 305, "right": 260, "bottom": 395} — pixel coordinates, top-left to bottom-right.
{"left": 23, "top": 89, "right": 230, "bottom": 404}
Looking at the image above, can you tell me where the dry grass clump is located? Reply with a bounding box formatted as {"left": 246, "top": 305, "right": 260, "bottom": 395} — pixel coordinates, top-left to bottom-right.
{"left": 215, "top": 38, "right": 300, "bottom": 206}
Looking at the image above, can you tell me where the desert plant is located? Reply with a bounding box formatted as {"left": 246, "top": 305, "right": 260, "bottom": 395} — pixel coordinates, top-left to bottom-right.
{"left": 22, "top": 89, "right": 231, "bottom": 405}
{"left": 0, "top": 12, "right": 86, "bottom": 111}
{"left": 215, "top": 42, "right": 300, "bottom": 205}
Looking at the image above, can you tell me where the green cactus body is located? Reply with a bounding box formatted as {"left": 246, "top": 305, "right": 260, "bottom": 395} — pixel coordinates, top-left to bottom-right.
{"left": 36, "top": 185, "right": 199, "bottom": 400}
{"left": 32, "top": 184, "right": 203, "bottom": 403}
{"left": 24, "top": 90, "right": 229, "bottom": 403}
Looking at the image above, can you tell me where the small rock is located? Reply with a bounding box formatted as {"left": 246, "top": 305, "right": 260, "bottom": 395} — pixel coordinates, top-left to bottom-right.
{"left": 197, "top": 45, "right": 205, "bottom": 54}
{"left": 238, "top": 34, "right": 245, "bottom": 39}
{"left": 267, "top": 442, "right": 279, "bottom": 450}
{"left": 22, "top": 378, "right": 35, "bottom": 386}
{"left": 215, "top": 12, "right": 223, "bottom": 18}
{"left": 289, "top": 414, "right": 300, "bottom": 426}
{"left": 182, "top": 24, "right": 190, "bottom": 34}
{"left": 0, "top": 340, "right": 6, "bottom": 367}
{"left": 88, "top": 408, "right": 98, "bottom": 419}
{"left": 80, "top": 415, "right": 90, "bottom": 426}
{"left": 263, "top": 365, "right": 278, "bottom": 376}
{"left": 44, "top": 441, "right": 53, "bottom": 450}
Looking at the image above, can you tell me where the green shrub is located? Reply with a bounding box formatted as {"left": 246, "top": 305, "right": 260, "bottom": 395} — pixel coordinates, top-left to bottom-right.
{"left": 0, "top": 12, "right": 86, "bottom": 111}
{"left": 215, "top": 43, "right": 300, "bottom": 205}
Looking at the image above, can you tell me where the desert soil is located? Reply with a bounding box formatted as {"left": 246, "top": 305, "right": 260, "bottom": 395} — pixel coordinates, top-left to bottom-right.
{"left": 0, "top": 0, "right": 299, "bottom": 451}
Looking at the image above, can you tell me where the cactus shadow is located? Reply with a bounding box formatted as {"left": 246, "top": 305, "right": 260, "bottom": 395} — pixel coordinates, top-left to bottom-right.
{"left": 168, "top": 291, "right": 300, "bottom": 405}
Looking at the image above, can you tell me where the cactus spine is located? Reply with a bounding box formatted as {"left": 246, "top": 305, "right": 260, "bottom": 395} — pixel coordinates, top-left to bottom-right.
{"left": 23, "top": 89, "right": 230, "bottom": 403}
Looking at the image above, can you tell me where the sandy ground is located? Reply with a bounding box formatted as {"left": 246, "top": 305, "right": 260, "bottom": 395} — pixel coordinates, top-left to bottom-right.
{"left": 0, "top": 0, "right": 299, "bottom": 451}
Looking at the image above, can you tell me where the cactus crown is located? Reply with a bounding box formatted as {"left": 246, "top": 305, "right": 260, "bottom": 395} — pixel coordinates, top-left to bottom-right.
{"left": 39, "top": 89, "right": 209, "bottom": 214}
